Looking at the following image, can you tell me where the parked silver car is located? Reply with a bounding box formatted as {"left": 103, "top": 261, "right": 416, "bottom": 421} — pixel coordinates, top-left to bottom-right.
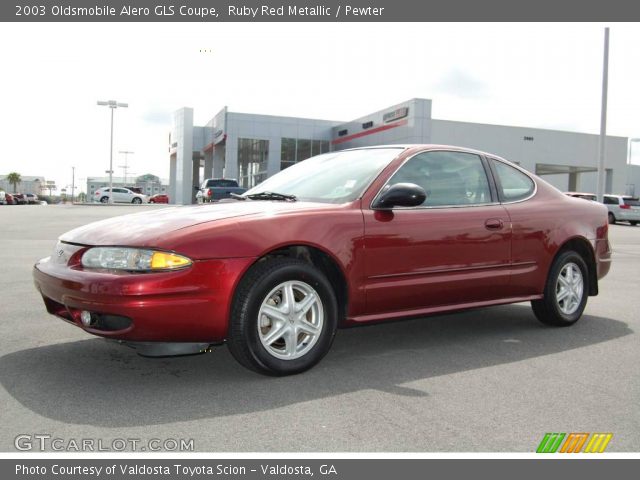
{"left": 93, "top": 187, "right": 148, "bottom": 204}
{"left": 603, "top": 194, "right": 640, "bottom": 225}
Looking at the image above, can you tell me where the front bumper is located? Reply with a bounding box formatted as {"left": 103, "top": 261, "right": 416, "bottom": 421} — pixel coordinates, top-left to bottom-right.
{"left": 33, "top": 255, "right": 255, "bottom": 343}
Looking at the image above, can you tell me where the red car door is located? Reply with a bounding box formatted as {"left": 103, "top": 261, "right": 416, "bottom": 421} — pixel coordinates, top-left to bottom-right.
{"left": 362, "top": 150, "right": 512, "bottom": 317}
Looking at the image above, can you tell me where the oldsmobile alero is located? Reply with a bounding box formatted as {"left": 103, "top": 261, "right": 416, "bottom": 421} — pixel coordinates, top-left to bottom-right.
{"left": 33, "top": 145, "right": 611, "bottom": 375}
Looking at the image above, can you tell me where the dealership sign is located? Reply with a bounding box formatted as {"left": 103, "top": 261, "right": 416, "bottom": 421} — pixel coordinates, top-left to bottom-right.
{"left": 212, "top": 106, "right": 227, "bottom": 144}
{"left": 383, "top": 107, "right": 409, "bottom": 123}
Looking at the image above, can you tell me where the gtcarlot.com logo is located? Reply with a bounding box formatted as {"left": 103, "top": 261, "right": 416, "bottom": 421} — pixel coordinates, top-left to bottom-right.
{"left": 536, "top": 433, "right": 613, "bottom": 453}
{"left": 14, "top": 435, "right": 194, "bottom": 452}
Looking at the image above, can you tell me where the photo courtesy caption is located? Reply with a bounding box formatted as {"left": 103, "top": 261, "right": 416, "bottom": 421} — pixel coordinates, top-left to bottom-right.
{"left": 15, "top": 464, "right": 338, "bottom": 476}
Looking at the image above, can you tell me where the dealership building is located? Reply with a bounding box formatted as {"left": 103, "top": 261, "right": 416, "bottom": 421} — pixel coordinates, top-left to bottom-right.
{"left": 169, "top": 98, "right": 638, "bottom": 205}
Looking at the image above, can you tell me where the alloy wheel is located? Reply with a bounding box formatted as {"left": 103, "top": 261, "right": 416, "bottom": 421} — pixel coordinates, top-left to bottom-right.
{"left": 257, "top": 280, "right": 324, "bottom": 360}
{"left": 555, "top": 262, "right": 584, "bottom": 315}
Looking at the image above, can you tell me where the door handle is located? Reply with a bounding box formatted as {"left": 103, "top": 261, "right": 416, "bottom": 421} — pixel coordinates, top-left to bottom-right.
{"left": 485, "top": 218, "right": 504, "bottom": 230}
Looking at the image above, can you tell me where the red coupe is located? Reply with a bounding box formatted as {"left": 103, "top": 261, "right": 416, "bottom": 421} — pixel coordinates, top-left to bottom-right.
{"left": 149, "top": 194, "right": 169, "bottom": 204}
{"left": 33, "top": 145, "right": 611, "bottom": 375}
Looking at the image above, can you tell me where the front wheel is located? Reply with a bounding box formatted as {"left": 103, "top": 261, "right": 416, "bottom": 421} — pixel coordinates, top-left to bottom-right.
{"left": 227, "top": 258, "right": 338, "bottom": 376}
{"left": 531, "top": 250, "right": 589, "bottom": 327}
{"left": 630, "top": 221, "right": 638, "bottom": 226}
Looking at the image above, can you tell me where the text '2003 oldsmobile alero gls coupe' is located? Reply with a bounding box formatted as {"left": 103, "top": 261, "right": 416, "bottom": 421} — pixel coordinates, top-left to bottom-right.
{"left": 33, "top": 145, "right": 611, "bottom": 375}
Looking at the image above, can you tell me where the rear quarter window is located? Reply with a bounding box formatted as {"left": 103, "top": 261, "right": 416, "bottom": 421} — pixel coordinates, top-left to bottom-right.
{"left": 491, "top": 160, "right": 535, "bottom": 202}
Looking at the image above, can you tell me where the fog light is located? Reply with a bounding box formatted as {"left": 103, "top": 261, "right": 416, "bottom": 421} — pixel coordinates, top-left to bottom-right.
{"left": 80, "top": 311, "right": 94, "bottom": 327}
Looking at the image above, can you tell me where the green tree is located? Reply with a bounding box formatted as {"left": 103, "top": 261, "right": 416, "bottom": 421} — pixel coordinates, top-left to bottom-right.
{"left": 136, "top": 173, "right": 160, "bottom": 183}
{"left": 6, "top": 172, "right": 21, "bottom": 193}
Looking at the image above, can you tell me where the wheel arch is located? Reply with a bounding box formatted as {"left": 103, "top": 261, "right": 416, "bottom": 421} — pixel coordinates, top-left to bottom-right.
{"left": 233, "top": 243, "right": 349, "bottom": 327}
{"left": 554, "top": 236, "right": 598, "bottom": 296}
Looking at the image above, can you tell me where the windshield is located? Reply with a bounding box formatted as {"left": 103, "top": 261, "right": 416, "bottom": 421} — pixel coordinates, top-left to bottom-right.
{"left": 243, "top": 148, "right": 403, "bottom": 203}
{"left": 205, "top": 179, "right": 238, "bottom": 188}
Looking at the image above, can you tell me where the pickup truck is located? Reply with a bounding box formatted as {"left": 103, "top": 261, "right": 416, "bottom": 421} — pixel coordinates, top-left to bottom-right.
{"left": 197, "top": 178, "right": 246, "bottom": 203}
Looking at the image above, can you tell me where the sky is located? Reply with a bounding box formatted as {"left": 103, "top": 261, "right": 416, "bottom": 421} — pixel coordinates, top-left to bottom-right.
{"left": 1, "top": 22, "right": 640, "bottom": 194}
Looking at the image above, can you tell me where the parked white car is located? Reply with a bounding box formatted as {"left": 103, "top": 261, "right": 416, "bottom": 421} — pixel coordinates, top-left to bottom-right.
{"left": 93, "top": 187, "right": 148, "bottom": 204}
{"left": 603, "top": 194, "right": 640, "bottom": 225}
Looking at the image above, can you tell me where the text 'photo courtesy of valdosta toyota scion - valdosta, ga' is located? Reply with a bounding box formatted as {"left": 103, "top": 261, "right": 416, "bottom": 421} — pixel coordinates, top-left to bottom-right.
{"left": 33, "top": 145, "right": 611, "bottom": 376}
{"left": 15, "top": 463, "right": 338, "bottom": 476}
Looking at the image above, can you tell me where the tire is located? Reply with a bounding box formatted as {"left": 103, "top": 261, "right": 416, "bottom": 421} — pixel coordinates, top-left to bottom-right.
{"left": 227, "top": 257, "right": 338, "bottom": 376}
{"left": 100, "top": 196, "right": 109, "bottom": 204}
{"left": 132, "top": 197, "right": 142, "bottom": 204}
{"left": 531, "top": 250, "right": 589, "bottom": 327}
{"left": 608, "top": 212, "right": 616, "bottom": 224}
{"left": 630, "top": 221, "right": 638, "bottom": 226}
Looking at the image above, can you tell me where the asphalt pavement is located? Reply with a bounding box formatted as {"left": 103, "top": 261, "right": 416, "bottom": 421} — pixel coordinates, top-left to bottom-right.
{"left": 0, "top": 204, "right": 638, "bottom": 452}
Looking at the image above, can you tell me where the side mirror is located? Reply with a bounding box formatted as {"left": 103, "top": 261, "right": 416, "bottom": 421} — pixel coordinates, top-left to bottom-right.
{"left": 373, "top": 183, "right": 426, "bottom": 209}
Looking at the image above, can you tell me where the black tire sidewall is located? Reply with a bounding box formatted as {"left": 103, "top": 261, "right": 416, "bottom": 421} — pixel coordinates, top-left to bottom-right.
{"left": 545, "top": 251, "right": 589, "bottom": 324}
{"left": 235, "top": 260, "right": 338, "bottom": 375}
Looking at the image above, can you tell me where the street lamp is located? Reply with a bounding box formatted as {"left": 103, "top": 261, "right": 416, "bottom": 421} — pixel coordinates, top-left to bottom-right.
{"left": 97, "top": 100, "right": 128, "bottom": 203}
{"left": 118, "top": 150, "right": 134, "bottom": 186}
{"left": 71, "top": 166, "right": 75, "bottom": 204}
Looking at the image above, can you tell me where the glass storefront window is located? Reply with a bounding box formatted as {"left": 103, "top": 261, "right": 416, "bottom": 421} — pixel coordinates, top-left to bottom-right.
{"left": 297, "top": 139, "right": 312, "bottom": 162}
{"left": 281, "top": 138, "right": 296, "bottom": 170}
{"left": 238, "top": 138, "right": 269, "bottom": 189}
{"left": 280, "top": 138, "right": 332, "bottom": 171}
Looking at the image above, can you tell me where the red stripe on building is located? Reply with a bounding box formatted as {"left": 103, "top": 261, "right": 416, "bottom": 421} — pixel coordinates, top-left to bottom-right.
{"left": 331, "top": 119, "right": 408, "bottom": 145}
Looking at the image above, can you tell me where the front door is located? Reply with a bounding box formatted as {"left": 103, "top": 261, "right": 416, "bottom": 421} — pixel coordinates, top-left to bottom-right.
{"left": 362, "top": 150, "right": 512, "bottom": 315}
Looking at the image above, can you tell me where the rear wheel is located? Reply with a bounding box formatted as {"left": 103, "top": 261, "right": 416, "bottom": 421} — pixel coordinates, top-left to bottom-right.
{"left": 630, "top": 221, "right": 638, "bottom": 226}
{"left": 531, "top": 250, "right": 589, "bottom": 327}
{"left": 100, "top": 196, "right": 109, "bottom": 204}
{"left": 132, "top": 197, "right": 142, "bottom": 204}
{"left": 227, "top": 257, "right": 338, "bottom": 376}
{"left": 608, "top": 212, "right": 616, "bottom": 224}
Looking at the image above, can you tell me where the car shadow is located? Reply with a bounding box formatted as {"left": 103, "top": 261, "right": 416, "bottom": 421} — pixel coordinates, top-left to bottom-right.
{"left": 0, "top": 304, "right": 631, "bottom": 427}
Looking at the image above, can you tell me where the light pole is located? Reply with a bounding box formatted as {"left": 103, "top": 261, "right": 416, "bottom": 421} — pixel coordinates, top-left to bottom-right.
{"left": 627, "top": 138, "right": 640, "bottom": 196}
{"left": 97, "top": 100, "right": 128, "bottom": 203}
{"left": 596, "top": 27, "right": 609, "bottom": 202}
{"left": 71, "top": 166, "right": 75, "bottom": 203}
{"left": 118, "top": 150, "right": 134, "bottom": 186}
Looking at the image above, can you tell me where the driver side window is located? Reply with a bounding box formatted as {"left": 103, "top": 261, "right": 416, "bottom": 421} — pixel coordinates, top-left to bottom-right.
{"left": 387, "top": 151, "right": 492, "bottom": 207}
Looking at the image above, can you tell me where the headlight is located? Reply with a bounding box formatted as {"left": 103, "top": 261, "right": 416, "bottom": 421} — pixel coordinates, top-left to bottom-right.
{"left": 81, "top": 247, "right": 192, "bottom": 271}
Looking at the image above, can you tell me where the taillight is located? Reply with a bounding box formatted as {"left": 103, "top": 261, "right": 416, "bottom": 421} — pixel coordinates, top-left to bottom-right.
{"left": 95, "top": 191, "right": 99, "bottom": 195}
{"left": 208, "top": 188, "right": 213, "bottom": 196}
{"left": 621, "top": 204, "right": 630, "bottom": 209}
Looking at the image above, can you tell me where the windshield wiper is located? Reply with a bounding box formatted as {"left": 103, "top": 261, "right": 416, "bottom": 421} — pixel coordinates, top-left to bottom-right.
{"left": 243, "top": 191, "right": 297, "bottom": 202}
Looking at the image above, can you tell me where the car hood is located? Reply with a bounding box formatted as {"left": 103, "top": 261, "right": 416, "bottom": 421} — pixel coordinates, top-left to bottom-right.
{"left": 59, "top": 201, "right": 332, "bottom": 247}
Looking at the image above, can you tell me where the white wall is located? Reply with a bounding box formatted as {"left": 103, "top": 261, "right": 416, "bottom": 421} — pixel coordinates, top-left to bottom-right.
{"left": 431, "top": 119, "right": 628, "bottom": 193}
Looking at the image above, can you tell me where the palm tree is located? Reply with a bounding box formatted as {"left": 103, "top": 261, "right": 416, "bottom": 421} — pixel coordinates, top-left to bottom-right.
{"left": 6, "top": 172, "right": 21, "bottom": 193}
